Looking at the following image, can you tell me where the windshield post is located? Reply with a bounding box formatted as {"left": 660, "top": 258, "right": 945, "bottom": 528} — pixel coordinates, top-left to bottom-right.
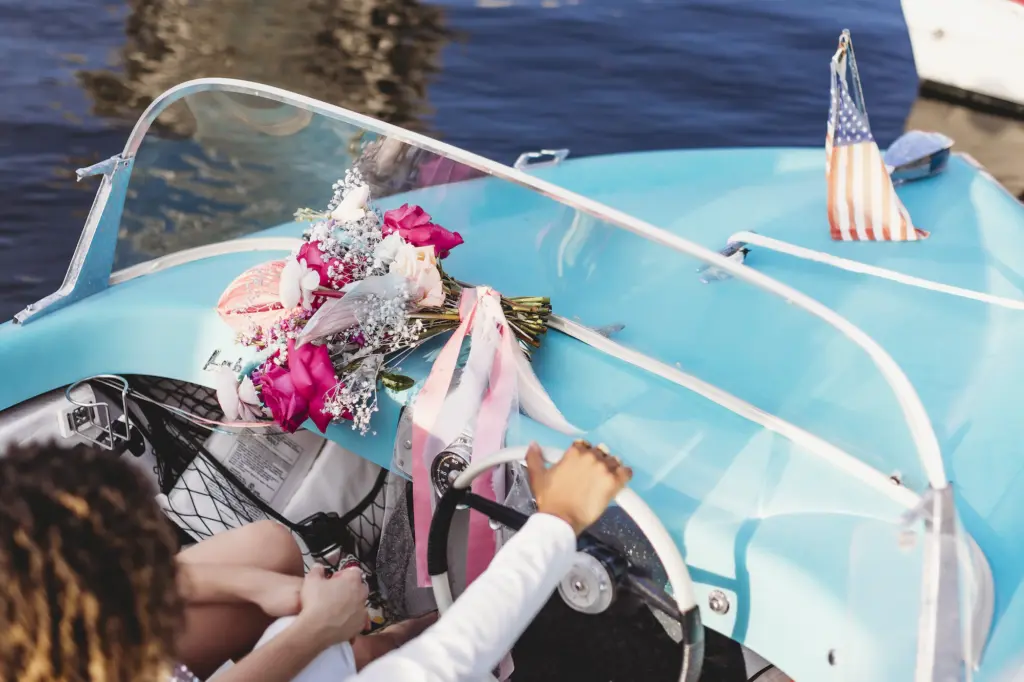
{"left": 13, "top": 155, "right": 135, "bottom": 325}
{"left": 916, "top": 485, "right": 967, "bottom": 681}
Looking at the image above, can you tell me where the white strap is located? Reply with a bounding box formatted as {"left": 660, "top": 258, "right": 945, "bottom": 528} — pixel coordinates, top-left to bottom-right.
{"left": 730, "top": 231, "right": 1024, "bottom": 311}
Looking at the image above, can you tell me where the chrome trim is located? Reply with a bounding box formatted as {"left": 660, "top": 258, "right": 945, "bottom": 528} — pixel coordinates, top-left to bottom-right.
{"left": 14, "top": 155, "right": 134, "bottom": 325}
{"left": 64, "top": 374, "right": 132, "bottom": 451}
{"left": 75, "top": 155, "right": 122, "bottom": 181}
{"left": 902, "top": 484, "right": 995, "bottom": 679}
{"left": 913, "top": 485, "right": 965, "bottom": 681}
{"left": 707, "top": 589, "right": 731, "bottom": 615}
{"left": 964, "top": 532, "right": 995, "bottom": 670}
{"left": 513, "top": 148, "right": 570, "bottom": 171}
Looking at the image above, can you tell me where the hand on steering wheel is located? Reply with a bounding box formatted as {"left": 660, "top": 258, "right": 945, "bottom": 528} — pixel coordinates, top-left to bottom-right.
{"left": 525, "top": 440, "right": 633, "bottom": 535}
{"left": 427, "top": 442, "right": 705, "bottom": 682}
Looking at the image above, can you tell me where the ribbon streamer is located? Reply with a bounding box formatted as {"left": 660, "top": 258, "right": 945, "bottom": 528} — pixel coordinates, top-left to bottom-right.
{"left": 410, "top": 287, "right": 578, "bottom": 587}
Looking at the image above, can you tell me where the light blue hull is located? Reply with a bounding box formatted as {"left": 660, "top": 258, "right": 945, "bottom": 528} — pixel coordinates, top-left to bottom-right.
{"left": 2, "top": 146, "right": 1022, "bottom": 681}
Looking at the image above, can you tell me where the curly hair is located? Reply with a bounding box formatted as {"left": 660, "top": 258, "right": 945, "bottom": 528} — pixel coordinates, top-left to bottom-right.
{"left": 0, "top": 442, "right": 184, "bottom": 682}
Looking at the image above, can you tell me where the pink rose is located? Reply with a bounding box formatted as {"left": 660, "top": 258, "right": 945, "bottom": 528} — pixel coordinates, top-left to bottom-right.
{"left": 258, "top": 340, "right": 339, "bottom": 433}
{"left": 287, "top": 340, "right": 339, "bottom": 432}
{"left": 258, "top": 364, "right": 309, "bottom": 433}
{"left": 382, "top": 204, "right": 464, "bottom": 259}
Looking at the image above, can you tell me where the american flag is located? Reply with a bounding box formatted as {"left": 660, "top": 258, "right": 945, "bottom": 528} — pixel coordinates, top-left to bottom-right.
{"left": 826, "top": 47, "right": 928, "bottom": 241}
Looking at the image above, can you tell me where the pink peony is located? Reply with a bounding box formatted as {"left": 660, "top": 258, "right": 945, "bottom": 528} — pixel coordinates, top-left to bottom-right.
{"left": 382, "top": 204, "right": 464, "bottom": 259}
{"left": 258, "top": 340, "right": 339, "bottom": 433}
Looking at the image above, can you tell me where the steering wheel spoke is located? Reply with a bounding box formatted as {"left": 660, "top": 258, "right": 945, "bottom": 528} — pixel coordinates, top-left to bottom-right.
{"left": 464, "top": 492, "right": 530, "bottom": 532}
{"left": 623, "top": 572, "right": 683, "bottom": 621}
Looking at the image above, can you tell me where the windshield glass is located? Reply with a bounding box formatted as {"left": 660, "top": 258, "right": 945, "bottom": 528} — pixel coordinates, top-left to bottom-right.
{"left": 114, "top": 85, "right": 961, "bottom": 675}
{"left": 117, "top": 92, "right": 361, "bottom": 265}
{"left": 118, "top": 85, "right": 930, "bottom": 493}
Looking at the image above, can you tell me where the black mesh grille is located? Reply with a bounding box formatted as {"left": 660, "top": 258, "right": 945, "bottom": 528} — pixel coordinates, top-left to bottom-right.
{"left": 117, "top": 376, "right": 386, "bottom": 577}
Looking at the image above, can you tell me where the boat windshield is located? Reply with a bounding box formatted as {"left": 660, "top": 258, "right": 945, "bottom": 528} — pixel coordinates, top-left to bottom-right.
{"left": 118, "top": 84, "right": 931, "bottom": 494}
{"left": 112, "top": 82, "right": 970, "bottom": 675}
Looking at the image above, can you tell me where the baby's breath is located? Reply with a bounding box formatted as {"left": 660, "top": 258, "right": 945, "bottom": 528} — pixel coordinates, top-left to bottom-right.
{"left": 324, "top": 355, "right": 384, "bottom": 435}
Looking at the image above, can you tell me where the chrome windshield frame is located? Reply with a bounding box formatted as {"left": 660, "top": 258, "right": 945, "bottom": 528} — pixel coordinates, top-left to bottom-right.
{"left": 17, "top": 78, "right": 947, "bottom": 487}
{"left": 13, "top": 154, "right": 134, "bottom": 326}
{"left": 12, "top": 77, "right": 970, "bottom": 678}
{"left": 15, "top": 77, "right": 947, "bottom": 482}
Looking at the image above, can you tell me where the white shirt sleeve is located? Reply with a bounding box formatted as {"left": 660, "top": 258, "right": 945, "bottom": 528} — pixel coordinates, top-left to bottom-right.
{"left": 353, "top": 512, "right": 578, "bottom": 682}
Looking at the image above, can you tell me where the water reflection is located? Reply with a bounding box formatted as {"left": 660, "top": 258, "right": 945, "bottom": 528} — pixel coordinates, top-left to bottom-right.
{"left": 73, "top": 0, "right": 455, "bottom": 268}
{"left": 76, "top": 0, "right": 453, "bottom": 135}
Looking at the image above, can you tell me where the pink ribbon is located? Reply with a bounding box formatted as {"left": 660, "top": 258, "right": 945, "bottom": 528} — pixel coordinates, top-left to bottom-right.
{"left": 465, "top": 303, "right": 518, "bottom": 584}
{"left": 411, "top": 289, "right": 479, "bottom": 587}
{"left": 410, "top": 288, "right": 518, "bottom": 588}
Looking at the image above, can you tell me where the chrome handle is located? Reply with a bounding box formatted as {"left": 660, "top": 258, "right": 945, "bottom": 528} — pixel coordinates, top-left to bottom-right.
{"left": 513, "top": 148, "right": 570, "bottom": 171}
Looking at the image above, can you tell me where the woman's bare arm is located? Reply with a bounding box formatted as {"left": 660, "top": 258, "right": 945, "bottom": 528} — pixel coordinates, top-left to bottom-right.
{"left": 176, "top": 562, "right": 301, "bottom": 616}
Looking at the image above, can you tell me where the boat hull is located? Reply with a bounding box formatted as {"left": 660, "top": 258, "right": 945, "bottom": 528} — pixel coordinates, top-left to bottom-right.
{"left": 0, "top": 144, "right": 1019, "bottom": 680}
{"left": 902, "top": 0, "right": 1024, "bottom": 116}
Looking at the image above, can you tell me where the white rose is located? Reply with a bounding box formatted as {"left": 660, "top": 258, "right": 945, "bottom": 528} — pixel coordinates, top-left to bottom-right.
{"left": 330, "top": 184, "right": 370, "bottom": 223}
{"left": 280, "top": 258, "right": 320, "bottom": 310}
{"left": 389, "top": 243, "right": 445, "bottom": 308}
{"left": 373, "top": 232, "right": 405, "bottom": 267}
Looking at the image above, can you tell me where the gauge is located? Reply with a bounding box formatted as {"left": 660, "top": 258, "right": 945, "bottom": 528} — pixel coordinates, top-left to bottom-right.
{"left": 431, "top": 450, "right": 470, "bottom": 501}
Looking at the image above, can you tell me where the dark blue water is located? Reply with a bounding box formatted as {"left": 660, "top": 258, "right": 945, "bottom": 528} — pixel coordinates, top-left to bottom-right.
{"left": 0, "top": 0, "right": 920, "bottom": 321}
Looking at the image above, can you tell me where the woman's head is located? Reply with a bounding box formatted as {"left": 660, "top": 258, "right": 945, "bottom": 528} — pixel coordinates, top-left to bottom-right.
{"left": 0, "top": 442, "right": 183, "bottom": 682}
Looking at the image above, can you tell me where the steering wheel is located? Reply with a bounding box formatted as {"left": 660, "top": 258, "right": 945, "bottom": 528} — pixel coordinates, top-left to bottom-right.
{"left": 427, "top": 445, "right": 705, "bottom": 682}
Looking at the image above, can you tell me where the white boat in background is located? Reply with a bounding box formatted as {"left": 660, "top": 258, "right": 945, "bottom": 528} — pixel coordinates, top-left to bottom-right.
{"left": 902, "top": 0, "right": 1024, "bottom": 116}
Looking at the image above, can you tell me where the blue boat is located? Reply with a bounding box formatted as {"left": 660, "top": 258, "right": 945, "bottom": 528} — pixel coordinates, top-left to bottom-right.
{"left": 0, "top": 74, "right": 1021, "bottom": 682}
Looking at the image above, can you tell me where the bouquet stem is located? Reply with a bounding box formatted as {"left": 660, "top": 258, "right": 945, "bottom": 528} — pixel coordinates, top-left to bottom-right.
{"left": 427, "top": 274, "right": 551, "bottom": 354}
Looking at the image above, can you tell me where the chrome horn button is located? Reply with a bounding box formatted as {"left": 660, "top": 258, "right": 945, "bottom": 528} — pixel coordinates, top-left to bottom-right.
{"left": 558, "top": 551, "right": 615, "bottom": 614}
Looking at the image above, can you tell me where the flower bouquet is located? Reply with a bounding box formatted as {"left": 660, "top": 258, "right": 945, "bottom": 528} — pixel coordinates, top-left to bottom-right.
{"left": 215, "top": 164, "right": 578, "bottom": 589}
{"left": 214, "top": 167, "right": 570, "bottom": 438}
